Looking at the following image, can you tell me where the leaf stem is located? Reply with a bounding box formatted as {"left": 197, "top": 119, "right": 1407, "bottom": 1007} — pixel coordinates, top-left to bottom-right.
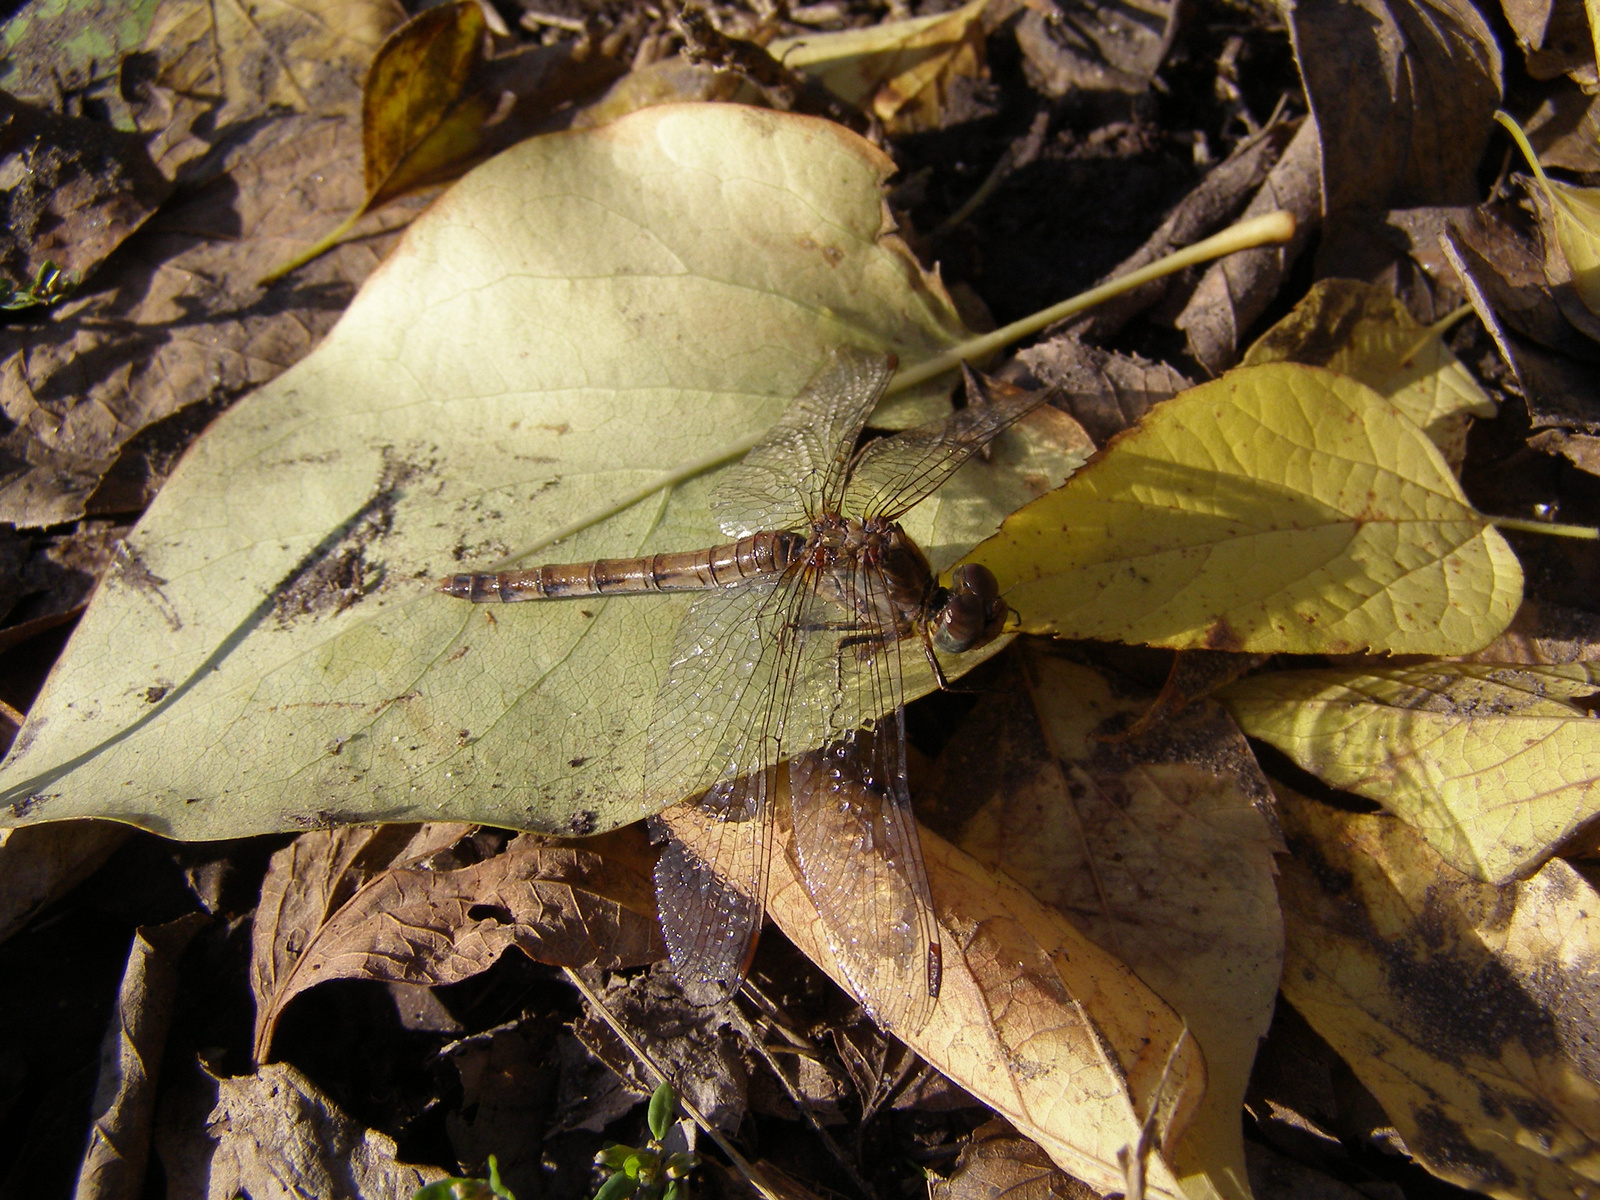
{"left": 885, "top": 210, "right": 1297, "bottom": 396}
{"left": 1489, "top": 515, "right": 1599, "bottom": 539}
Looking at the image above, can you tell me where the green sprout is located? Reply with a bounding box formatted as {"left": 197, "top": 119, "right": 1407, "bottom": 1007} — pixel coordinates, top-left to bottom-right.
{"left": 0, "top": 260, "right": 75, "bottom": 311}
{"left": 414, "top": 1154, "right": 516, "bottom": 1200}
{"left": 592, "top": 1082, "right": 700, "bottom": 1200}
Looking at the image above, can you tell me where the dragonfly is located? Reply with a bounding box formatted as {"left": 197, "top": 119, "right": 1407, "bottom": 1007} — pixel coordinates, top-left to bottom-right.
{"left": 440, "top": 347, "right": 1049, "bottom": 1033}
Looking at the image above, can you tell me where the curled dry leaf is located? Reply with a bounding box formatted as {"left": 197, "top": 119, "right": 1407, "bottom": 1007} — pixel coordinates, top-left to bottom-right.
{"left": 251, "top": 825, "right": 662, "bottom": 1062}
{"left": 1065, "top": 118, "right": 1298, "bottom": 345}
{"left": 75, "top": 914, "right": 208, "bottom": 1200}
{"left": 927, "top": 646, "right": 1283, "bottom": 1200}
{"left": 0, "top": 104, "right": 1077, "bottom": 840}
{"left": 967, "top": 363, "right": 1523, "bottom": 655}
{"left": 1175, "top": 118, "right": 1322, "bottom": 374}
{"left": 930, "top": 1118, "right": 1100, "bottom": 1200}
{"left": 1241, "top": 278, "right": 1496, "bottom": 468}
{"left": 1275, "top": 785, "right": 1600, "bottom": 1199}
{"left": 1501, "top": 0, "right": 1598, "bottom": 78}
{"left": 758, "top": 798, "right": 1206, "bottom": 1198}
{"left": 1222, "top": 662, "right": 1600, "bottom": 884}
{"left": 769, "top": 0, "right": 990, "bottom": 134}
{"left": 1013, "top": 0, "right": 1179, "bottom": 97}
{"left": 1500, "top": 113, "right": 1600, "bottom": 320}
{"left": 1442, "top": 203, "right": 1600, "bottom": 432}
{"left": 207, "top": 1061, "right": 445, "bottom": 1199}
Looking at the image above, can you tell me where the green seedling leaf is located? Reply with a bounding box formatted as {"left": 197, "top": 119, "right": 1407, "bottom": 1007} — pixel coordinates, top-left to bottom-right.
{"left": 1222, "top": 662, "right": 1600, "bottom": 884}
{"left": 594, "top": 1172, "right": 638, "bottom": 1200}
{"left": 1499, "top": 110, "right": 1600, "bottom": 317}
{"left": 0, "top": 104, "right": 1079, "bottom": 839}
{"left": 647, "top": 1081, "right": 675, "bottom": 1142}
{"left": 1242, "top": 279, "right": 1494, "bottom": 466}
{"left": 966, "top": 363, "right": 1523, "bottom": 655}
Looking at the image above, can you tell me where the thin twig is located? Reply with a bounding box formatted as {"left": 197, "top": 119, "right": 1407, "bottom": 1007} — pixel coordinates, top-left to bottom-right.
{"left": 561, "top": 967, "right": 785, "bottom": 1200}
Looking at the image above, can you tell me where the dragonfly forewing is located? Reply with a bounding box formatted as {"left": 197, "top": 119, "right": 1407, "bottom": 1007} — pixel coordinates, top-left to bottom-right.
{"left": 710, "top": 347, "right": 895, "bottom": 538}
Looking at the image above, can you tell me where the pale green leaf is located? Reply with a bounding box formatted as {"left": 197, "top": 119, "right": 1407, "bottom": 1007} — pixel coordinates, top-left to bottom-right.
{"left": 0, "top": 105, "right": 1080, "bottom": 839}
{"left": 966, "top": 362, "right": 1523, "bottom": 655}
{"left": 1222, "top": 662, "right": 1600, "bottom": 884}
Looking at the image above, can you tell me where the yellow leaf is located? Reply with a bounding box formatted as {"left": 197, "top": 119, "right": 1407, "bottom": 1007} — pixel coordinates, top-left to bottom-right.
{"left": 1275, "top": 786, "right": 1600, "bottom": 1199}
{"left": 769, "top": 0, "right": 989, "bottom": 134}
{"left": 1242, "top": 278, "right": 1495, "bottom": 467}
{"left": 928, "top": 646, "right": 1283, "bottom": 1200}
{"left": 0, "top": 105, "right": 1083, "bottom": 839}
{"left": 1222, "top": 662, "right": 1600, "bottom": 884}
{"left": 362, "top": 1, "right": 493, "bottom": 209}
{"left": 765, "top": 807, "right": 1204, "bottom": 1198}
{"left": 966, "top": 363, "right": 1523, "bottom": 655}
{"left": 1499, "top": 110, "right": 1600, "bottom": 317}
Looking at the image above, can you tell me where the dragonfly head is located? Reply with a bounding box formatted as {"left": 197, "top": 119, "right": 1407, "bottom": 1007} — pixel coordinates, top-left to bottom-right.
{"left": 929, "top": 563, "right": 1008, "bottom": 653}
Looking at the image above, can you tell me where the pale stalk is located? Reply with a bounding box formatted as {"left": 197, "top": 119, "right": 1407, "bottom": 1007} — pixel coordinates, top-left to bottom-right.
{"left": 886, "top": 210, "right": 1297, "bottom": 396}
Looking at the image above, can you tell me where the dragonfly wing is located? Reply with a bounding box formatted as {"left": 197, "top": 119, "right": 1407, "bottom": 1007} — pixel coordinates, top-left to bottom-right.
{"left": 650, "top": 769, "right": 772, "bottom": 1005}
{"left": 647, "top": 571, "right": 816, "bottom": 1004}
{"left": 786, "top": 561, "right": 941, "bottom": 1033}
{"left": 842, "top": 381, "right": 1054, "bottom": 520}
{"left": 711, "top": 347, "right": 896, "bottom": 537}
{"left": 789, "top": 711, "right": 942, "bottom": 1035}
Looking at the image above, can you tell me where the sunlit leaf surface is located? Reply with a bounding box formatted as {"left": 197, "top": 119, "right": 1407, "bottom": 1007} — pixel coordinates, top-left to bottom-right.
{"left": 1223, "top": 662, "right": 1600, "bottom": 884}
{"left": 1276, "top": 786, "right": 1600, "bottom": 1199}
{"left": 967, "top": 363, "right": 1522, "bottom": 655}
{"left": 0, "top": 105, "right": 1080, "bottom": 839}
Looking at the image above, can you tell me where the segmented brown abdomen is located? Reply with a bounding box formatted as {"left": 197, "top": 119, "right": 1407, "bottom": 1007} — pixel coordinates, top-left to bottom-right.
{"left": 438, "top": 530, "right": 806, "bottom": 602}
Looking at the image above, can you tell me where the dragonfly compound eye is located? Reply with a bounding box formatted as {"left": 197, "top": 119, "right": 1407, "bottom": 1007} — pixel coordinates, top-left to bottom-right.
{"left": 931, "top": 564, "right": 1007, "bottom": 653}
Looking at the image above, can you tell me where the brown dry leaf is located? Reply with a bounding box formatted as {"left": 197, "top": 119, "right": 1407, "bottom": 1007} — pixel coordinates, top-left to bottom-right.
{"left": 569, "top": 58, "right": 762, "bottom": 129}
{"left": 1526, "top": 86, "right": 1600, "bottom": 173}
{"left": 0, "top": 822, "right": 130, "bottom": 944}
{"left": 760, "top": 785, "right": 1207, "bottom": 1197}
{"left": 571, "top": 965, "right": 750, "bottom": 1133}
{"left": 1289, "top": 0, "right": 1502, "bottom": 220}
{"left": 0, "top": 0, "right": 411, "bottom": 527}
{"left": 75, "top": 914, "right": 208, "bottom": 1200}
{"left": 926, "top": 645, "right": 1283, "bottom": 1200}
{"left": 206, "top": 1061, "right": 446, "bottom": 1199}
{"left": 930, "top": 1118, "right": 1100, "bottom": 1200}
{"left": 769, "top": 0, "right": 990, "bottom": 134}
{"left": 1176, "top": 118, "right": 1321, "bottom": 374}
{"left": 0, "top": 93, "right": 169, "bottom": 290}
{"left": 251, "top": 825, "right": 662, "bottom": 1062}
{"left": 1241, "top": 278, "right": 1496, "bottom": 467}
{"left": 1064, "top": 118, "right": 1298, "bottom": 345}
{"left": 1007, "top": 335, "right": 1190, "bottom": 445}
{"left": 1275, "top": 785, "right": 1600, "bottom": 1198}
{"left": 1531, "top": 428, "right": 1600, "bottom": 478}
{"left": 1443, "top": 203, "right": 1600, "bottom": 433}
{"left": 1013, "top": 0, "right": 1178, "bottom": 96}
{"left": 0, "top": 521, "right": 128, "bottom": 657}
{"left": 1502, "top": 0, "right": 1598, "bottom": 78}
{"left": 1457, "top": 596, "right": 1600, "bottom": 663}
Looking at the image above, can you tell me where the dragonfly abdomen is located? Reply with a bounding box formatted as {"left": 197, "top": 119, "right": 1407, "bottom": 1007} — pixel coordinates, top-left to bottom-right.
{"left": 439, "top": 530, "right": 806, "bottom": 602}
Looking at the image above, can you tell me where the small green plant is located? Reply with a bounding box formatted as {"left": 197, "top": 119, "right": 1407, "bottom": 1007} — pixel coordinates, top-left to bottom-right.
{"left": 0, "top": 260, "right": 75, "bottom": 310}
{"left": 593, "top": 1082, "right": 699, "bottom": 1200}
{"left": 414, "top": 1154, "right": 516, "bottom": 1200}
